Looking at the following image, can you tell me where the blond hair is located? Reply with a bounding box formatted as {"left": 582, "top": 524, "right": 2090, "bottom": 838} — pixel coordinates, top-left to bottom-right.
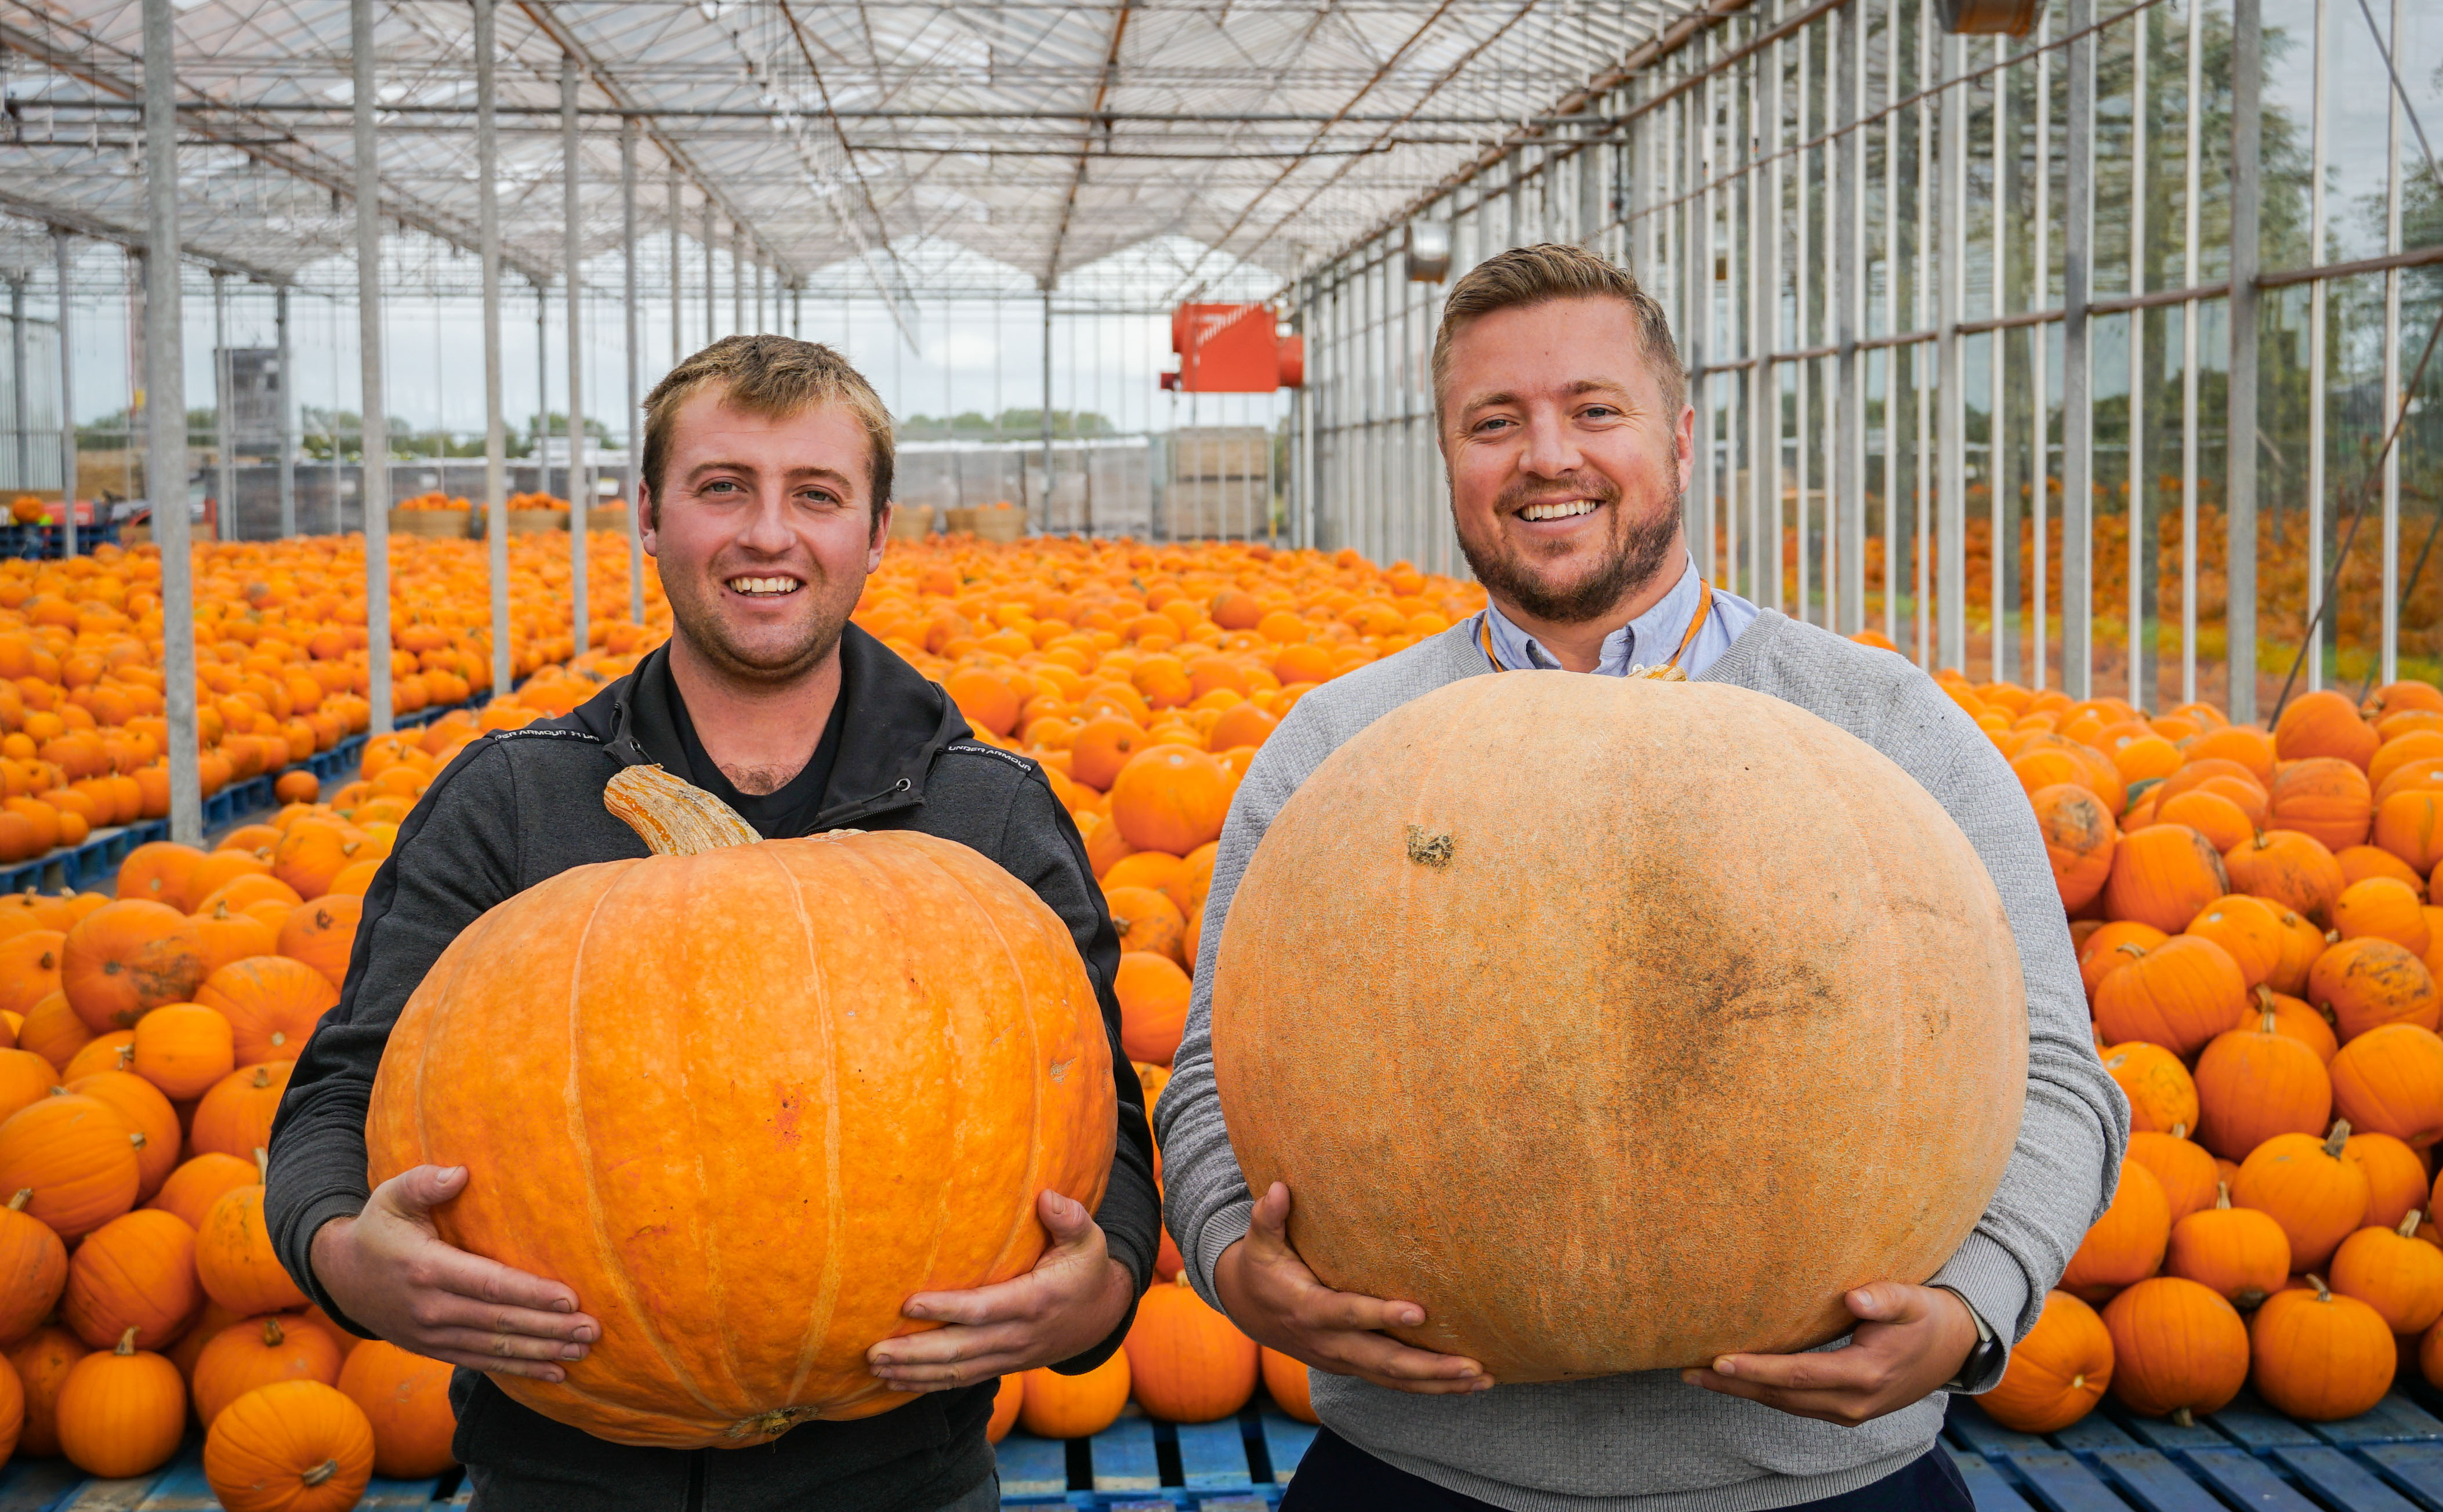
{"left": 1430, "top": 244, "right": 1687, "bottom": 420}
{"left": 641, "top": 335, "right": 895, "bottom": 523}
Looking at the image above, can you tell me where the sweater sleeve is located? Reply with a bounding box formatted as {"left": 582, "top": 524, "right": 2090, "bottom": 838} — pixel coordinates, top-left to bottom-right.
{"left": 264, "top": 738, "right": 527, "bottom": 1335}
{"left": 986, "top": 768, "right": 1160, "bottom": 1373}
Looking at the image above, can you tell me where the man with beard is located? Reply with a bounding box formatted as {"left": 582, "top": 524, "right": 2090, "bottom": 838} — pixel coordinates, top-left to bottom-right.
{"left": 267, "top": 335, "right": 1158, "bottom": 1511}
{"left": 1155, "top": 245, "right": 2116, "bottom": 1510}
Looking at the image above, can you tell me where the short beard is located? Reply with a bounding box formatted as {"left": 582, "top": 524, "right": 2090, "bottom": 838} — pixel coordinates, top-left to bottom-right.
{"left": 663, "top": 565, "right": 852, "bottom": 687}
{"left": 1456, "top": 472, "right": 1685, "bottom": 626}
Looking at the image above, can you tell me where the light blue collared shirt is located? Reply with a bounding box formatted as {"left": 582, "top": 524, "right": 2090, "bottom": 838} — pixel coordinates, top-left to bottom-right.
{"left": 1476, "top": 556, "right": 1760, "bottom": 679}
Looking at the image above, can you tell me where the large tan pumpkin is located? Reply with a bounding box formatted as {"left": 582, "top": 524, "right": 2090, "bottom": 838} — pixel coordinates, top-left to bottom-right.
{"left": 367, "top": 767, "right": 1115, "bottom": 1448}
{"left": 1210, "top": 675, "right": 2027, "bottom": 1382}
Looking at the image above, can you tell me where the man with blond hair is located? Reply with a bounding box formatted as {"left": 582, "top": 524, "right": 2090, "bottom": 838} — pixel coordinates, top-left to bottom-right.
{"left": 1156, "top": 246, "right": 2121, "bottom": 1511}
{"left": 271, "top": 335, "right": 1158, "bottom": 1510}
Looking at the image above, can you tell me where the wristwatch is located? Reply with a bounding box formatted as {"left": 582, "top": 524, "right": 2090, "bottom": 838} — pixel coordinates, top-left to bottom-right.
{"left": 1934, "top": 1286, "right": 2002, "bottom": 1393}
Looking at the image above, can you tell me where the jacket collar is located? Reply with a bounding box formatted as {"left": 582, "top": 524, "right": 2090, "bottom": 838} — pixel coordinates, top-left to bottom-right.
{"left": 565, "top": 622, "right": 973, "bottom": 832}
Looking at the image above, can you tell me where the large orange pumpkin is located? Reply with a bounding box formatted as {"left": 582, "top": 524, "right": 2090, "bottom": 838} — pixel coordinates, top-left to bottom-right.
{"left": 1018, "top": 1351, "right": 1130, "bottom": 1440}
{"left": 2101, "top": 1276, "right": 2250, "bottom": 1423}
{"left": 194, "top": 956, "right": 338, "bottom": 1065}
{"left": 1123, "top": 1274, "right": 1259, "bottom": 1423}
{"left": 59, "top": 901, "right": 206, "bottom": 1033}
{"left": 2105, "top": 826, "right": 2231, "bottom": 934}
{"left": 365, "top": 767, "right": 1116, "bottom": 1448}
{"left": 202, "top": 1379, "right": 375, "bottom": 1512}
{"left": 335, "top": 1339, "right": 456, "bottom": 1477}
{"left": 1209, "top": 675, "right": 2026, "bottom": 1381}
{"left": 1981, "top": 1290, "right": 2114, "bottom": 1433}
{"left": 2249, "top": 1275, "right": 2395, "bottom": 1420}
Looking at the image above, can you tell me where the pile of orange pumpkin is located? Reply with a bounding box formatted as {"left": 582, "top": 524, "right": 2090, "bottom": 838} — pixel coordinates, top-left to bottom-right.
{"left": 1920, "top": 669, "right": 2443, "bottom": 1433}
{"left": 0, "top": 531, "right": 665, "bottom": 870}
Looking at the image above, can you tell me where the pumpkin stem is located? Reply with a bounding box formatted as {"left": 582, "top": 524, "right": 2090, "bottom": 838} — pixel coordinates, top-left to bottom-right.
{"left": 301, "top": 1459, "right": 339, "bottom": 1488}
{"left": 2308, "top": 1274, "right": 2333, "bottom": 1302}
{"left": 263, "top": 1318, "right": 284, "bottom": 1346}
{"left": 604, "top": 766, "right": 762, "bottom": 855}
{"left": 2172, "top": 1122, "right": 2190, "bottom": 1140}
{"left": 2215, "top": 1183, "right": 2232, "bottom": 1209}
{"left": 2325, "top": 1121, "right": 2352, "bottom": 1157}
{"left": 250, "top": 1067, "right": 272, "bottom": 1089}
{"left": 2116, "top": 942, "right": 2149, "bottom": 959}
{"left": 115, "top": 1326, "right": 137, "bottom": 1355}
{"left": 253, "top": 1148, "right": 269, "bottom": 1182}
{"left": 2404, "top": 1210, "right": 2426, "bottom": 1238}
{"left": 5, "top": 1188, "right": 28, "bottom": 1212}
{"left": 2172, "top": 1407, "right": 2195, "bottom": 1427}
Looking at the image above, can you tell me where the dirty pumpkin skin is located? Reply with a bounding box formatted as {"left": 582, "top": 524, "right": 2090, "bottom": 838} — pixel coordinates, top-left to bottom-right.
{"left": 1210, "top": 674, "right": 2027, "bottom": 1383}
{"left": 365, "top": 767, "right": 1117, "bottom": 1448}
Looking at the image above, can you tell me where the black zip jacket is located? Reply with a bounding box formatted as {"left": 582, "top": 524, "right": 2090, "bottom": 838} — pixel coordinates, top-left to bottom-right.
{"left": 266, "top": 625, "right": 1158, "bottom": 1511}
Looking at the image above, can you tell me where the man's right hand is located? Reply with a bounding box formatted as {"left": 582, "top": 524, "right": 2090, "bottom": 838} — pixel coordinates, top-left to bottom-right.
{"left": 1213, "top": 1182, "right": 1490, "bottom": 1395}
{"left": 309, "top": 1165, "right": 600, "bottom": 1382}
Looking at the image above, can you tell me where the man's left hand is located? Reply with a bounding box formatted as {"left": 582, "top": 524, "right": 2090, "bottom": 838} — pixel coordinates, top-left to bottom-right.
{"left": 867, "top": 1190, "right": 1133, "bottom": 1391}
{"left": 1682, "top": 1282, "right": 1979, "bottom": 1427}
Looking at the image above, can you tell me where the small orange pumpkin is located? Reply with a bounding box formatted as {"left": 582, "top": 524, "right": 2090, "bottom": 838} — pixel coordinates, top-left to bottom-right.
{"left": 115, "top": 842, "right": 205, "bottom": 913}
{"left": 148, "top": 1150, "right": 263, "bottom": 1232}
{"left": 274, "top": 895, "right": 362, "bottom": 994}
{"left": 189, "top": 1061, "right": 293, "bottom": 1162}
{"left": 2311, "top": 936, "right": 2440, "bottom": 1040}
{"left": 1018, "top": 1350, "right": 1131, "bottom": 1439}
{"left": 59, "top": 900, "right": 208, "bottom": 1034}
{"left": 193, "top": 1314, "right": 345, "bottom": 1426}
{"left": 1981, "top": 1289, "right": 2114, "bottom": 1433}
{"left": 189, "top": 901, "right": 279, "bottom": 978}
{"left": 2105, "top": 825, "right": 2231, "bottom": 935}
{"left": 2193, "top": 1007, "right": 2333, "bottom": 1161}
{"left": 2276, "top": 690, "right": 2380, "bottom": 771}
{"left": 2233, "top": 1122, "right": 2370, "bottom": 1272}
{"left": 53, "top": 1325, "right": 185, "bottom": 1478}
{"left": 2343, "top": 1130, "right": 2431, "bottom": 1230}
{"left": 2033, "top": 784, "right": 2118, "bottom": 911}
{"left": 2127, "top": 1130, "right": 2221, "bottom": 1224}
{"left": 1121, "top": 1274, "right": 1259, "bottom": 1423}
{"left": 2093, "top": 936, "right": 2249, "bottom": 1057}
{"left": 202, "top": 1379, "right": 376, "bottom": 1512}
{"left": 2329, "top": 1210, "right": 2443, "bottom": 1333}
{"left": 1260, "top": 1346, "right": 1317, "bottom": 1425}
{"left": 2167, "top": 1184, "right": 2292, "bottom": 1307}
{"left": 2271, "top": 757, "right": 2376, "bottom": 854}
{"left": 2082, "top": 923, "right": 2170, "bottom": 1002}
{"left": 335, "top": 1338, "right": 456, "bottom": 1477}
{"left": 2101, "top": 1276, "right": 2250, "bottom": 1423}
{"left": 130, "top": 1001, "right": 236, "bottom": 1100}
{"left": 0, "top": 1092, "right": 140, "bottom": 1238}
{"left": 66, "top": 1069, "right": 178, "bottom": 1200}
{"left": 0, "top": 1185, "right": 68, "bottom": 1346}
{"left": 2224, "top": 830, "right": 2348, "bottom": 927}
{"left": 194, "top": 956, "right": 337, "bottom": 1066}
{"left": 5, "top": 1324, "right": 87, "bottom": 1456}
{"left": 2249, "top": 1274, "right": 2395, "bottom": 1420}
{"left": 196, "top": 1154, "right": 311, "bottom": 1317}
{"left": 2060, "top": 1160, "right": 2172, "bottom": 1301}
{"left": 60, "top": 1208, "right": 198, "bottom": 1350}
{"left": 2185, "top": 895, "right": 2288, "bottom": 987}
{"left": 1116, "top": 952, "right": 1192, "bottom": 1066}
{"left": 2329, "top": 1022, "right": 2443, "bottom": 1147}
{"left": 2334, "top": 877, "right": 2433, "bottom": 955}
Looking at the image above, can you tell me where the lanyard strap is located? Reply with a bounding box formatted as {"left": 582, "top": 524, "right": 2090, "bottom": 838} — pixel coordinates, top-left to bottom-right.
{"left": 1479, "top": 581, "right": 1714, "bottom": 678}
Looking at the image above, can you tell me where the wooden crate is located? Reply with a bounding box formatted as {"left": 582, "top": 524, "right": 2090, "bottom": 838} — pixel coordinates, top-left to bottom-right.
{"left": 585, "top": 505, "right": 629, "bottom": 533}
{"left": 389, "top": 509, "right": 471, "bottom": 539}
{"left": 888, "top": 504, "right": 934, "bottom": 542}
{"left": 472, "top": 509, "right": 570, "bottom": 538}
{"left": 946, "top": 505, "right": 1028, "bottom": 543}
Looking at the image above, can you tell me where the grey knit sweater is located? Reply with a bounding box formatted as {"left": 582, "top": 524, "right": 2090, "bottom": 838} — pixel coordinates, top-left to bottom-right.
{"left": 1154, "top": 610, "right": 2125, "bottom": 1512}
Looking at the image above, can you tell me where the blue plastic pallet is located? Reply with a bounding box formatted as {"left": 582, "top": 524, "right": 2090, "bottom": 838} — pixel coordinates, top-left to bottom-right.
{"left": 0, "top": 820, "right": 172, "bottom": 897}
{"left": 996, "top": 1404, "right": 1314, "bottom": 1509}
{"left": 1947, "top": 1388, "right": 2443, "bottom": 1512}
{"left": 0, "top": 1440, "right": 458, "bottom": 1510}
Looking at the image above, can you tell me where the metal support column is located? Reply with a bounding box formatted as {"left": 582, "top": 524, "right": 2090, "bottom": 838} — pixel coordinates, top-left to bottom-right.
{"left": 145, "top": 0, "right": 201, "bottom": 843}
{"left": 702, "top": 204, "right": 716, "bottom": 341}
{"left": 563, "top": 55, "right": 589, "bottom": 654}
{"left": 9, "top": 280, "right": 25, "bottom": 496}
{"left": 668, "top": 169, "right": 683, "bottom": 366}
{"left": 275, "top": 286, "right": 294, "bottom": 538}
{"left": 1937, "top": 30, "right": 1967, "bottom": 672}
{"left": 354, "top": 0, "right": 391, "bottom": 735}
{"left": 1040, "top": 285, "right": 1055, "bottom": 521}
{"left": 2227, "top": 0, "right": 2260, "bottom": 719}
{"left": 730, "top": 223, "right": 745, "bottom": 338}
{"left": 622, "top": 115, "right": 643, "bottom": 623}
{"left": 53, "top": 230, "right": 77, "bottom": 557}
{"left": 477, "top": 0, "right": 510, "bottom": 699}
{"left": 1836, "top": 0, "right": 1864, "bottom": 636}
{"left": 211, "top": 270, "right": 232, "bottom": 541}
{"left": 2062, "top": 0, "right": 2093, "bottom": 697}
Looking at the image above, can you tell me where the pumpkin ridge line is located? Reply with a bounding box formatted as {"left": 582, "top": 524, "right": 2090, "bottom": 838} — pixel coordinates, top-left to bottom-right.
{"left": 771, "top": 837, "right": 843, "bottom": 1415}
{"left": 567, "top": 856, "right": 727, "bottom": 1424}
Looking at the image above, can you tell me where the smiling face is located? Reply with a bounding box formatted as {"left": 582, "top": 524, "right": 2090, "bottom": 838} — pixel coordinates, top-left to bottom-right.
{"left": 1441, "top": 296, "right": 1694, "bottom": 628}
{"left": 640, "top": 385, "right": 889, "bottom": 687}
